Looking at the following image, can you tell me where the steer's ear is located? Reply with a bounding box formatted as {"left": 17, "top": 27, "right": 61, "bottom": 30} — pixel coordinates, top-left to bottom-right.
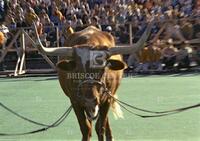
{"left": 57, "top": 60, "right": 76, "bottom": 71}
{"left": 107, "top": 59, "right": 127, "bottom": 70}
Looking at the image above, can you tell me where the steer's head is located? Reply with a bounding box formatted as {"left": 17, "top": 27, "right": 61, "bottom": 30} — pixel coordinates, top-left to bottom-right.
{"left": 56, "top": 46, "right": 127, "bottom": 120}
{"left": 33, "top": 22, "right": 153, "bottom": 120}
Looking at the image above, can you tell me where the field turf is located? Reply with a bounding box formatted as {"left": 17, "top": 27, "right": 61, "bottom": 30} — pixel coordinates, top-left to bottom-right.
{"left": 0, "top": 73, "right": 200, "bottom": 141}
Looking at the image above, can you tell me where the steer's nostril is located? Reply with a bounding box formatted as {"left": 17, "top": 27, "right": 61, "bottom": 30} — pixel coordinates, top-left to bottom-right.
{"left": 92, "top": 109, "right": 95, "bottom": 113}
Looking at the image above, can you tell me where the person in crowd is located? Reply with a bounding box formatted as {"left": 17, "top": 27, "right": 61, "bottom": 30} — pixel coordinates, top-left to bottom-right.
{"left": 134, "top": 44, "right": 162, "bottom": 72}
{"left": 0, "top": 0, "right": 8, "bottom": 23}
{"left": 39, "top": 10, "right": 51, "bottom": 26}
{"left": 24, "top": 6, "right": 39, "bottom": 26}
{"left": 176, "top": 44, "right": 192, "bottom": 69}
{"left": 91, "top": 16, "right": 102, "bottom": 30}
{"left": 163, "top": 8, "right": 187, "bottom": 42}
{"left": 180, "top": 18, "right": 194, "bottom": 40}
{"left": 116, "top": 26, "right": 129, "bottom": 44}
{"left": 193, "top": 18, "right": 200, "bottom": 38}
{"left": 161, "top": 39, "right": 178, "bottom": 70}
{"left": 192, "top": 46, "right": 200, "bottom": 66}
{"left": 0, "top": 30, "right": 5, "bottom": 45}
{"left": 0, "top": 0, "right": 9, "bottom": 45}
{"left": 50, "top": 6, "right": 64, "bottom": 28}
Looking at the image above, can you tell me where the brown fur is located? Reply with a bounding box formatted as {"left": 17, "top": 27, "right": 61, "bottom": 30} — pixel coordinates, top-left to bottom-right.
{"left": 57, "top": 26, "right": 125, "bottom": 141}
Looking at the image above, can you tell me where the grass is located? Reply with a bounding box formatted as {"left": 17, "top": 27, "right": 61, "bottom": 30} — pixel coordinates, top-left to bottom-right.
{"left": 0, "top": 73, "right": 200, "bottom": 141}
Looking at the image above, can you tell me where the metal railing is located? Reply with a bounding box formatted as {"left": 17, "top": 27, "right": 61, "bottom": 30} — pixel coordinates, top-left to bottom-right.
{"left": 0, "top": 26, "right": 59, "bottom": 76}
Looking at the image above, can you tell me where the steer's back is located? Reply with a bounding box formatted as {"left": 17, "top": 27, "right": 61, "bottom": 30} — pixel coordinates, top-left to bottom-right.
{"left": 65, "top": 26, "right": 115, "bottom": 47}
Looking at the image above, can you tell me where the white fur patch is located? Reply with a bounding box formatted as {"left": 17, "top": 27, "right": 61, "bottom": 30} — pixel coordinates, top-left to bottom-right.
{"left": 111, "top": 95, "right": 124, "bottom": 119}
{"left": 93, "top": 105, "right": 99, "bottom": 117}
{"left": 75, "top": 48, "right": 90, "bottom": 71}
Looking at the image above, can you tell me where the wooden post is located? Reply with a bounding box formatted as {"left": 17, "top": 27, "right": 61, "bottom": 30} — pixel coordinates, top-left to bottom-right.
{"left": 0, "top": 30, "right": 21, "bottom": 63}
{"left": 56, "top": 26, "right": 59, "bottom": 47}
{"left": 14, "top": 56, "right": 21, "bottom": 76}
{"left": 18, "top": 30, "right": 26, "bottom": 75}
{"left": 129, "top": 23, "right": 133, "bottom": 46}
{"left": 23, "top": 30, "right": 56, "bottom": 70}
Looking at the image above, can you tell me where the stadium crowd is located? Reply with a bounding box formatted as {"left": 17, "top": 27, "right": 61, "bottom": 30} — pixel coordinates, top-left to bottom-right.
{"left": 0, "top": 0, "right": 200, "bottom": 73}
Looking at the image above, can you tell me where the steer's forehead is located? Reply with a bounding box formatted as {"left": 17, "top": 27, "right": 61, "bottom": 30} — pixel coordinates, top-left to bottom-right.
{"left": 75, "top": 48, "right": 90, "bottom": 70}
{"left": 74, "top": 47, "right": 108, "bottom": 71}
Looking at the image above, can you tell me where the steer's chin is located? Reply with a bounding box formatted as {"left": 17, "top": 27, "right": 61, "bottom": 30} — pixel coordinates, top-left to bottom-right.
{"left": 85, "top": 105, "right": 99, "bottom": 121}
{"left": 86, "top": 112, "right": 99, "bottom": 121}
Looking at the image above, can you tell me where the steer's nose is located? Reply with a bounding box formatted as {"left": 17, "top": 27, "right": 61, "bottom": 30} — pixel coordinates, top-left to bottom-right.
{"left": 91, "top": 105, "right": 99, "bottom": 118}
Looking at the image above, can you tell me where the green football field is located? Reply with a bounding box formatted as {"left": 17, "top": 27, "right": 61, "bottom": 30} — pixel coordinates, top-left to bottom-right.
{"left": 0, "top": 74, "right": 200, "bottom": 141}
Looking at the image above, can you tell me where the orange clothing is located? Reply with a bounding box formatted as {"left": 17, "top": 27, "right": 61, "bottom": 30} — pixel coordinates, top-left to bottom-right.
{"left": 37, "top": 23, "right": 43, "bottom": 36}
{"left": 138, "top": 47, "right": 149, "bottom": 63}
{"left": 138, "top": 47, "right": 161, "bottom": 63}
{"left": 0, "top": 32, "right": 5, "bottom": 45}
{"left": 25, "top": 12, "right": 39, "bottom": 25}
{"left": 54, "top": 10, "right": 64, "bottom": 21}
{"left": 153, "top": 48, "right": 162, "bottom": 62}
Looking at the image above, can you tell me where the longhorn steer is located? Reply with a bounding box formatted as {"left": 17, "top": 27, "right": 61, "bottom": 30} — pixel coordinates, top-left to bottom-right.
{"left": 33, "top": 22, "right": 153, "bottom": 141}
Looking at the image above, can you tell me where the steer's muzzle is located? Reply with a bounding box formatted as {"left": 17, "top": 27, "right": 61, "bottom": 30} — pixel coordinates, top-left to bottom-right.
{"left": 77, "top": 79, "right": 103, "bottom": 121}
{"left": 85, "top": 105, "right": 99, "bottom": 121}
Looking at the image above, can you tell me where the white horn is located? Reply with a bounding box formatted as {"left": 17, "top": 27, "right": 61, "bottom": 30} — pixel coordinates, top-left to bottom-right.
{"left": 109, "top": 20, "right": 154, "bottom": 55}
{"left": 33, "top": 22, "right": 73, "bottom": 56}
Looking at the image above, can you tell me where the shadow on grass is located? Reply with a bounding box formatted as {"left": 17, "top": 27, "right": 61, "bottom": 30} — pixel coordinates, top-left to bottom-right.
{"left": 124, "top": 69, "right": 200, "bottom": 78}
{"left": 0, "top": 76, "right": 58, "bottom": 82}
{"left": 0, "top": 68, "right": 200, "bottom": 83}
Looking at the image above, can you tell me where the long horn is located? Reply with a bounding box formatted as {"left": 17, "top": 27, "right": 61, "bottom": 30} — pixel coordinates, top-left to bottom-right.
{"left": 33, "top": 22, "right": 73, "bottom": 56}
{"left": 109, "top": 20, "right": 154, "bottom": 55}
